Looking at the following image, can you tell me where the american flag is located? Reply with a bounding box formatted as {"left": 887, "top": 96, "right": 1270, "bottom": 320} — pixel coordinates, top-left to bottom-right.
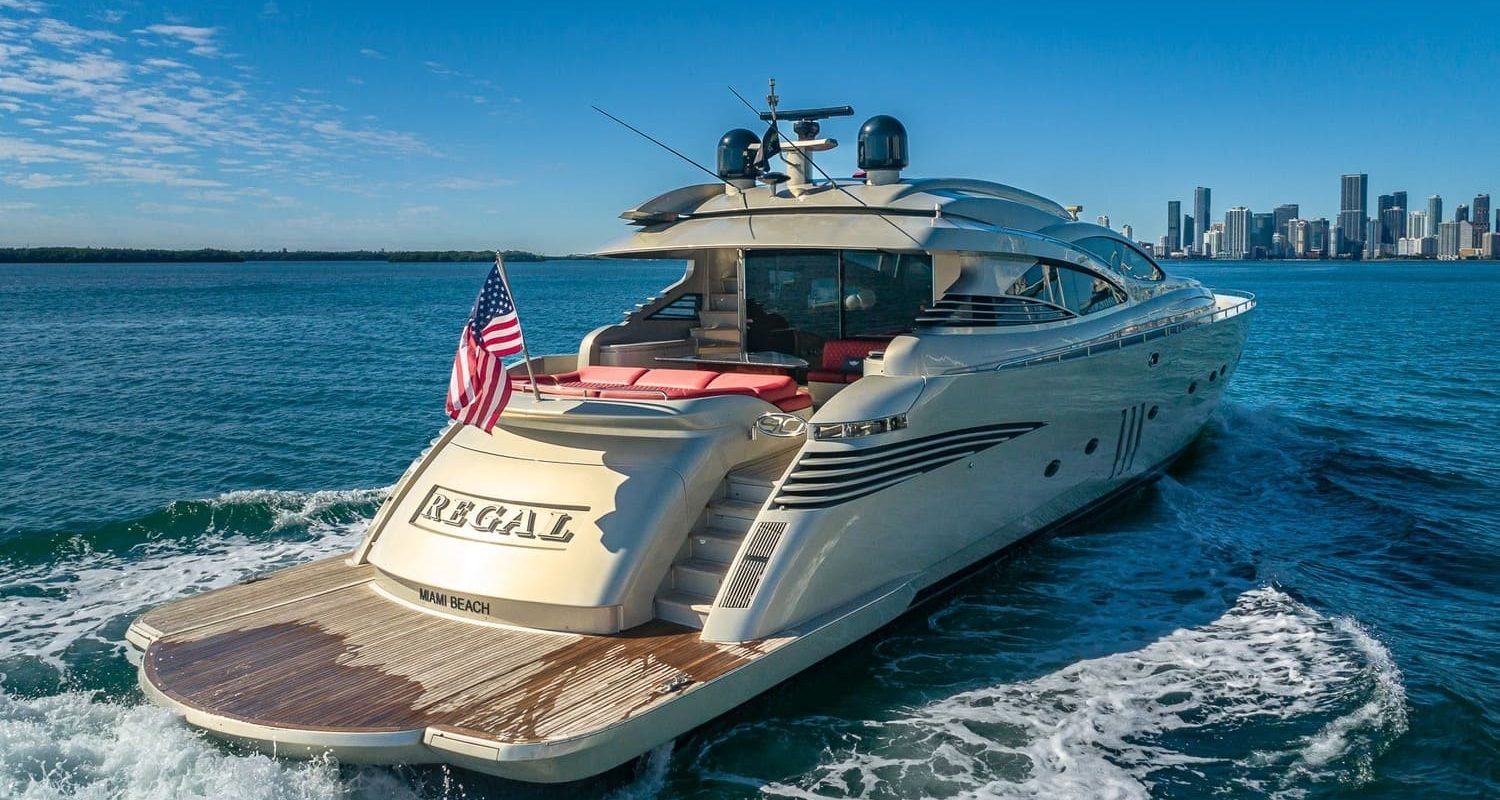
{"left": 446, "top": 254, "right": 526, "bottom": 431}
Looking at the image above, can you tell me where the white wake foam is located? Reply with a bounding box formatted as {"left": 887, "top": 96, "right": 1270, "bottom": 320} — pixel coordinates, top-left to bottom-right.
{"left": 0, "top": 488, "right": 382, "bottom": 671}
{"left": 0, "top": 690, "right": 421, "bottom": 800}
{"left": 710, "top": 587, "right": 1406, "bottom": 799}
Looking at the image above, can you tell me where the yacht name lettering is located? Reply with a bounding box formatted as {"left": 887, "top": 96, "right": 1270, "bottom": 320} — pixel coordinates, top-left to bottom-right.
{"left": 415, "top": 487, "right": 576, "bottom": 543}
{"left": 416, "top": 587, "right": 491, "bottom": 616}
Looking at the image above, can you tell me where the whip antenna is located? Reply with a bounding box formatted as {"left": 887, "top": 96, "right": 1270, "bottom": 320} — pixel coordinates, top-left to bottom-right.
{"left": 591, "top": 105, "right": 736, "bottom": 190}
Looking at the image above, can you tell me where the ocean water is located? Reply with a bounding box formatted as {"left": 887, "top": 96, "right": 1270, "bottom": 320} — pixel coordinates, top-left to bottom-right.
{"left": 0, "top": 259, "right": 1495, "bottom": 799}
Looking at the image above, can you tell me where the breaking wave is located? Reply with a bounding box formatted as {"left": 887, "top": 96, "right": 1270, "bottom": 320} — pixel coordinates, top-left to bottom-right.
{"left": 0, "top": 488, "right": 382, "bottom": 675}
{"left": 694, "top": 587, "right": 1407, "bottom": 799}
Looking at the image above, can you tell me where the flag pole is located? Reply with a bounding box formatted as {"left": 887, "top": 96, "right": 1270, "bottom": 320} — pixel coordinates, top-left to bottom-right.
{"left": 494, "top": 250, "right": 544, "bottom": 402}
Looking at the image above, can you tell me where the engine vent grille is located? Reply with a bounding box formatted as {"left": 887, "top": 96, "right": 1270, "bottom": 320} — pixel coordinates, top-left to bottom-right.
{"left": 917, "top": 294, "right": 1076, "bottom": 327}
{"left": 773, "top": 422, "right": 1044, "bottom": 510}
{"left": 719, "top": 521, "right": 786, "bottom": 608}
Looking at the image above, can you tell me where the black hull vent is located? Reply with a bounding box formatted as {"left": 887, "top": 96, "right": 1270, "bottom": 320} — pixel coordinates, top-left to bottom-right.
{"left": 773, "top": 422, "right": 1045, "bottom": 510}
{"left": 719, "top": 521, "right": 787, "bottom": 608}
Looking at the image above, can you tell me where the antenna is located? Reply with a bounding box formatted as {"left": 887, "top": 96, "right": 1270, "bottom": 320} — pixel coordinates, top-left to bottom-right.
{"left": 591, "top": 105, "right": 735, "bottom": 190}
{"left": 728, "top": 84, "right": 923, "bottom": 249}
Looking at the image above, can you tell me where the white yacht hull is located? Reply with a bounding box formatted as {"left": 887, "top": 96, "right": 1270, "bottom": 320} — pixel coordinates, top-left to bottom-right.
{"left": 130, "top": 298, "right": 1249, "bottom": 782}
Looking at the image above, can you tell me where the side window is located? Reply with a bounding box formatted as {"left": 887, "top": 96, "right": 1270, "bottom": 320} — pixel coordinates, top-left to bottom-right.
{"left": 1005, "top": 263, "right": 1064, "bottom": 307}
{"left": 1076, "top": 237, "right": 1164, "bottom": 281}
{"left": 1056, "top": 266, "right": 1125, "bottom": 315}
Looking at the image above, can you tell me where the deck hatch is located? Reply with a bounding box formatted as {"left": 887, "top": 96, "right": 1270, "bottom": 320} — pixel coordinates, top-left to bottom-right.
{"left": 773, "top": 422, "right": 1044, "bottom": 509}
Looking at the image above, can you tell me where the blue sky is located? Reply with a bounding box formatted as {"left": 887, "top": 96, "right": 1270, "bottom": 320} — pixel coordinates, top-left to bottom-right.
{"left": 1, "top": 0, "right": 1497, "bottom": 252}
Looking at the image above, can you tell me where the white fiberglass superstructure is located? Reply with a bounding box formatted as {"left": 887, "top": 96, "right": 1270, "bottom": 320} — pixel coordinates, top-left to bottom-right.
{"left": 130, "top": 99, "right": 1254, "bottom": 782}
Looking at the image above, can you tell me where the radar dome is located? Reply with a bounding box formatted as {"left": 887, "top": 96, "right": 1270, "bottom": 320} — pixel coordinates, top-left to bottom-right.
{"left": 716, "top": 129, "right": 761, "bottom": 181}
{"left": 857, "top": 115, "right": 908, "bottom": 171}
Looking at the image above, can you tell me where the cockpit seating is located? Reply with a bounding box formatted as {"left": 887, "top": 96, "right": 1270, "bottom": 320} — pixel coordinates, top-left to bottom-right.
{"left": 513, "top": 367, "right": 811, "bottom": 412}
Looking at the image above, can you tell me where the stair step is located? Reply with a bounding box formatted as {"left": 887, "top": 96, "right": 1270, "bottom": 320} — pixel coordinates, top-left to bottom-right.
{"left": 691, "top": 326, "right": 741, "bottom": 343}
{"left": 726, "top": 480, "right": 773, "bottom": 504}
{"left": 690, "top": 530, "right": 743, "bottom": 563}
{"left": 695, "top": 342, "right": 739, "bottom": 356}
{"left": 706, "top": 498, "right": 759, "bottom": 534}
{"left": 655, "top": 589, "right": 714, "bottom": 628}
{"left": 673, "top": 558, "right": 729, "bottom": 597}
{"left": 709, "top": 293, "right": 738, "bottom": 311}
{"left": 698, "top": 310, "right": 738, "bottom": 328}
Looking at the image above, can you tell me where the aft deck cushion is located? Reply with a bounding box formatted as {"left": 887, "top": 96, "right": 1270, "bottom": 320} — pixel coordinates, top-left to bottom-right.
{"left": 810, "top": 339, "right": 885, "bottom": 384}
{"left": 705, "top": 372, "right": 797, "bottom": 402}
{"left": 576, "top": 366, "right": 650, "bottom": 386}
{"left": 634, "top": 369, "right": 718, "bottom": 390}
{"left": 775, "top": 390, "right": 813, "bottom": 412}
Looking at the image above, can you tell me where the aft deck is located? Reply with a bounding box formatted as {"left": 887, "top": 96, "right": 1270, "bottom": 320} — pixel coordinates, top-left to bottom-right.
{"left": 134, "top": 555, "right": 787, "bottom": 746}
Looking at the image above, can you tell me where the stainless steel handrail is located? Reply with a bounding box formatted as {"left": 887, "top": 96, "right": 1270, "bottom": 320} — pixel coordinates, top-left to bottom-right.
{"left": 986, "top": 291, "right": 1256, "bottom": 372}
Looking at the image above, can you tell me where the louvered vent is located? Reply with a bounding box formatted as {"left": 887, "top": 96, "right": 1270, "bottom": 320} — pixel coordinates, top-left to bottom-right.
{"left": 719, "top": 521, "right": 786, "bottom": 608}
{"left": 917, "top": 294, "right": 1076, "bottom": 327}
{"left": 774, "top": 422, "right": 1044, "bottom": 510}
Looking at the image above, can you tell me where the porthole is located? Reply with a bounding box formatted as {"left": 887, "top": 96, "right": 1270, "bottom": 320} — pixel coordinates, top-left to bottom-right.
{"left": 1188, "top": 382, "right": 1197, "bottom": 394}
{"left": 1148, "top": 352, "right": 1160, "bottom": 366}
{"left": 1044, "top": 460, "right": 1061, "bottom": 477}
{"left": 1085, "top": 438, "right": 1099, "bottom": 455}
{"left": 1208, "top": 371, "right": 1217, "bottom": 382}
{"left": 1148, "top": 405, "right": 1159, "bottom": 419}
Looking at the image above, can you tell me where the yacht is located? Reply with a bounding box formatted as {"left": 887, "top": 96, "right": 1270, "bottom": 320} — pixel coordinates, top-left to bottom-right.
{"left": 128, "top": 98, "right": 1254, "bottom": 782}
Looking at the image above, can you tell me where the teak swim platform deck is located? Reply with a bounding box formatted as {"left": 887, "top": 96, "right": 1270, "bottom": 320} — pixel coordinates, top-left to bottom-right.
{"left": 132, "top": 555, "right": 809, "bottom": 780}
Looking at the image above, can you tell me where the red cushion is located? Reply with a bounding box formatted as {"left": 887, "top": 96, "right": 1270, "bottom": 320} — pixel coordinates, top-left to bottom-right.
{"left": 633, "top": 369, "right": 717, "bottom": 390}
{"left": 705, "top": 372, "right": 797, "bottom": 402}
{"left": 577, "top": 366, "right": 649, "bottom": 385}
{"left": 820, "top": 339, "right": 885, "bottom": 372}
{"left": 775, "top": 390, "right": 813, "bottom": 412}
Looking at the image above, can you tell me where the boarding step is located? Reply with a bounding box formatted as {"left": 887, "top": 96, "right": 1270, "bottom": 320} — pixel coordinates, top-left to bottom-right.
{"left": 709, "top": 292, "right": 738, "bottom": 312}
{"left": 705, "top": 498, "right": 759, "bottom": 534}
{"left": 655, "top": 589, "right": 714, "bottom": 628}
{"left": 691, "top": 326, "right": 741, "bottom": 344}
{"left": 671, "top": 558, "right": 729, "bottom": 597}
{"left": 690, "top": 529, "right": 745, "bottom": 564}
{"left": 697, "top": 310, "right": 739, "bottom": 328}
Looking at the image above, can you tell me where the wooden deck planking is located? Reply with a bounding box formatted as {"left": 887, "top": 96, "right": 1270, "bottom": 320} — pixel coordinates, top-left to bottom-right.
{"left": 143, "top": 558, "right": 789, "bottom": 744}
{"left": 137, "top": 555, "right": 373, "bottom": 637}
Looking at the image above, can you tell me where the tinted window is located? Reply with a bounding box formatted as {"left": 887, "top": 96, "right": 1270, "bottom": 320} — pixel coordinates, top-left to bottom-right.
{"left": 841, "top": 251, "right": 933, "bottom": 338}
{"left": 1076, "top": 237, "right": 1164, "bottom": 281}
{"left": 1003, "top": 262, "right": 1122, "bottom": 316}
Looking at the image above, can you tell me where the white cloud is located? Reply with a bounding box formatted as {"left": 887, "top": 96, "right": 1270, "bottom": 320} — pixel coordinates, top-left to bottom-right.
{"left": 309, "top": 119, "right": 425, "bottom": 154}
{"left": 0, "top": 201, "right": 39, "bottom": 210}
{"left": 18, "top": 117, "right": 45, "bottom": 126}
{"left": 0, "top": 0, "right": 46, "bottom": 13}
{"left": 34, "top": 18, "right": 121, "bottom": 47}
{"left": 358, "top": 48, "right": 384, "bottom": 59}
{"left": 435, "top": 177, "right": 513, "bottom": 190}
{"left": 138, "top": 24, "right": 220, "bottom": 57}
{"left": 4, "top": 172, "right": 84, "bottom": 189}
{"left": 397, "top": 204, "right": 439, "bottom": 217}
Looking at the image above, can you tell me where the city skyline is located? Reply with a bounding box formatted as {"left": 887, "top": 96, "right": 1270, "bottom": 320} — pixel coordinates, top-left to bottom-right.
{"left": 1143, "top": 173, "right": 1500, "bottom": 260}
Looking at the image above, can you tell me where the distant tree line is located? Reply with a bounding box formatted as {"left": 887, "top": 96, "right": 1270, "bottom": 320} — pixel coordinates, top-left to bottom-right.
{"left": 0, "top": 247, "right": 599, "bottom": 264}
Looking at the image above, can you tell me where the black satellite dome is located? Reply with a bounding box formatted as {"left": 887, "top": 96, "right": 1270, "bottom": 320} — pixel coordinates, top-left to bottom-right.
{"left": 717, "top": 128, "right": 761, "bottom": 180}
{"left": 857, "top": 115, "right": 908, "bottom": 171}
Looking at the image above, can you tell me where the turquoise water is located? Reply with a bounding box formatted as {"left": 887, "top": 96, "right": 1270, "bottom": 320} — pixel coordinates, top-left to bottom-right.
{"left": 0, "top": 259, "right": 1495, "bottom": 798}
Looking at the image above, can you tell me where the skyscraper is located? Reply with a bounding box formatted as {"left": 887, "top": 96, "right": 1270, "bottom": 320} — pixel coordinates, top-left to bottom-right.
{"left": 1376, "top": 194, "right": 1402, "bottom": 245}
{"left": 1392, "top": 191, "right": 1408, "bottom": 215}
{"left": 1193, "top": 187, "right": 1211, "bottom": 254}
{"left": 1407, "top": 210, "right": 1429, "bottom": 240}
{"left": 1339, "top": 174, "right": 1369, "bottom": 254}
{"left": 1309, "top": 218, "right": 1330, "bottom": 257}
{"left": 1251, "top": 212, "right": 1274, "bottom": 257}
{"left": 1121, "top": 224, "right": 1134, "bottom": 241}
{"left": 1225, "top": 207, "right": 1251, "bottom": 259}
{"left": 1456, "top": 203, "right": 1469, "bottom": 223}
{"left": 1438, "top": 221, "right": 1461, "bottom": 259}
{"left": 1473, "top": 194, "right": 1490, "bottom": 240}
{"left": 1183, "top": 215, "right": 1195, "bottom": 254}
{"left": 1428, "top": 195, "right": 1443, "bottom": 229}
{"left": 1096, "top": 214, "right": 1110, "bottom": 228}
{"left": 1273, "top": 204, "right": 1299, "bottom": 252}
{"left": 1167, "top": 200, "right": 1181, "bottom": 252}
